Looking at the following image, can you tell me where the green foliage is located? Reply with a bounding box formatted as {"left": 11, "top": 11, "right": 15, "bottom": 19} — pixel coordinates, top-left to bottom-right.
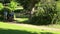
{"left": 0, "top": 3, "right": 4, "bottom": 10}
{"left": 0, "top": 0, "right": 59, "bottom": 25}
{"left": 16, "top": 0, "right": 38, "bottom": 10}
{"left": 30, "top": 0, "right": 57, "bottom": 25}
{"left": 56, "top": 1, "right": 60, "bottom": 24}
{"left": 8, "top": 1, "right": 18, "bottom": 11}
{"left": 0, "top": 3, "right": 4, "bottom": 14}
{"left": 0, "top": 3, "right": 4, "bottom": 21}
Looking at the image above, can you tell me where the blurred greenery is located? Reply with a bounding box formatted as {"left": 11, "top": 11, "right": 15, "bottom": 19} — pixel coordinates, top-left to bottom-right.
{"left": 0, "top": 3, "right": 4, "bottom": 10}
{"left": 0, "top": 0, "right": 60, "bottom": 34}
{"left": 8, "top": 1, "right": 18, "bottom": 11}
{"left": 0, "top": 0, "right": 60, "bottom": 25}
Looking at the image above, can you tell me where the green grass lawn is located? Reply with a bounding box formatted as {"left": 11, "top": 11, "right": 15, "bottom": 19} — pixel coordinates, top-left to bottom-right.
{"left": 0, "top": 22, "right": 60, "bottom": 34}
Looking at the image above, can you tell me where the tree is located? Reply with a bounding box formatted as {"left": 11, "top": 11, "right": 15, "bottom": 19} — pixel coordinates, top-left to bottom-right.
{"left": 7, "top": 1, "right": 18, "bottom": 21}
{"left": 8, "top": 1, "right": 18, "bottom": 11}
{"left": 15, "top": 0, "right": 39, "bottom": 19}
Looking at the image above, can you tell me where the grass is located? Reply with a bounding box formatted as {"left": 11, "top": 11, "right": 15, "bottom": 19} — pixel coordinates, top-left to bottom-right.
{"left": 14, "top": 18, "right": 60, "bottom": 29}
{"left": 0, "top": 22, "right": 60, "bottom": 34}
{"left": 15, "top": 18, "right": 28, "bottom": 22}
{"left": 14, "top": 18, "right": 29, "bottom": 23}
{"left": 46, "top": 24, "right": 60, "bottom": 29}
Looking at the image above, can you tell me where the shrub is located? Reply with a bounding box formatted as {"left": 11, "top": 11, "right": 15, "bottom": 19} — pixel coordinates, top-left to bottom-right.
{"left": 30, "top": 1, "right": 57, "bottom": 25}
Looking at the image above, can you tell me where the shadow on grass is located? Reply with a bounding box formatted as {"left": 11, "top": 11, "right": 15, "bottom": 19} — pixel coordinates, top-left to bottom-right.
{"left": 14, "top": 19, "right": 50, "bottom": 26}
{"left": 0, "top": 28, "right": 54, "bottom": 34}
{"left": 0, "top": 28, "right": 37, "bottom": 34}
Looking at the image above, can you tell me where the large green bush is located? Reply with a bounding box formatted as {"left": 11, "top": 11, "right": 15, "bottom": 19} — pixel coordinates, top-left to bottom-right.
{"left": 30, "top": 1, "right": 57, "bottom": 25}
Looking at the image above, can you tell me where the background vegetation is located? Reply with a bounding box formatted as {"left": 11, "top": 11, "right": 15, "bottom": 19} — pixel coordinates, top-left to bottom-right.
{"left": 0, "top": 0, "right": 60, "bottom": 25}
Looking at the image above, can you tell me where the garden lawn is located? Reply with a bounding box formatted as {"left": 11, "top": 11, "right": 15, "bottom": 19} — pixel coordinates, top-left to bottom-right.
{"left": 0, "top": 22, "right": 60, "bottom": 34}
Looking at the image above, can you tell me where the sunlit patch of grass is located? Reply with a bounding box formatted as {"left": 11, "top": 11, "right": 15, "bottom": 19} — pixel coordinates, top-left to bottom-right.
{"left": 14, "top": 18, "right": 28, "bottom": 23}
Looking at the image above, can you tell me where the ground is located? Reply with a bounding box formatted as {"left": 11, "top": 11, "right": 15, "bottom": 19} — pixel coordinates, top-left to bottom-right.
{"left": 0, "top": 18, "right": 60, "bottom": 34}
{"left": 0, "top": 21, "right": 60, "bottom": 34}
